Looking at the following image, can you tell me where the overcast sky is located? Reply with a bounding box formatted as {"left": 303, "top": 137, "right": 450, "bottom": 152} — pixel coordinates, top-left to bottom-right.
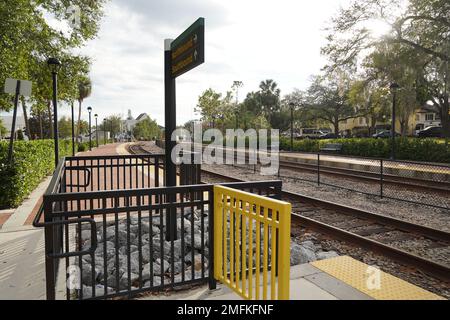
{"left": 6, "top": 0, "right": 360, "bottom": 125}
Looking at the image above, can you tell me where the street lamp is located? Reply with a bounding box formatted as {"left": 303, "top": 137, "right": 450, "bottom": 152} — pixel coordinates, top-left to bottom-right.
{"left": 71, "top": 101, "right": 75, "bottom": 156}
{"left": 87, "top": 106, "right": 92, "bottom": 151}
{"left": 289, "top": 102, "right": 295, "bottom": 151}
{"left": 103, "top": 118, "right": 106, "bottom": 145}
{"left": 47, "top": 57, "right": 62, "bottom": 167}
{"left": 110, "top": 119, "right": 113, "bottom": 142}
{"left": 389, "top": 82, "right": 400, "bottom": 160}
{"left": 94, "top": 114, "right": 98, "bottom": 148}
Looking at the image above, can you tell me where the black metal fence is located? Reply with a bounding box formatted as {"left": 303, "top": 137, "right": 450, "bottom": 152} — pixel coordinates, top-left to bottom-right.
{"left": 34, "top": 154, "right": 282, "bottom": 300}
{"left": 227, "top": 149, "right": 450, "bottom": 210}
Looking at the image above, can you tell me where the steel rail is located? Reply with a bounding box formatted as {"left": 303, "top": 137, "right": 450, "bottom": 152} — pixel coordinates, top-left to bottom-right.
{"left": 128, "top": 143, "right": 450, "bottom": 282}
{"left": 200, "top": 168, "right": 450, "bottom": 283}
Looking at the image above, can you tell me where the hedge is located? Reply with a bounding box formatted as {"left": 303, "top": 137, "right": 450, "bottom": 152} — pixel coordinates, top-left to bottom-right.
{"left": 279, "top": 137, "right": 450, "bottom": 163}
{"left": 0, "top": 138, "right": 118, "bottom": 208}
{"left": 0, "top": 140, "right": 69, "bottom": 208}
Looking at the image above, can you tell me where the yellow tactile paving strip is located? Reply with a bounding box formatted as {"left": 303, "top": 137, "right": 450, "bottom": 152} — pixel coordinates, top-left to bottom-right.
{"left": 311, "top": 256, "right": 445, "bottom": 300}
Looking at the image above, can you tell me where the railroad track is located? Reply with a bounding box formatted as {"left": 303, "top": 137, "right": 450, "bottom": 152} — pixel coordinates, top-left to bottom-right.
{"left": 127, "top": 143, "right": 450, "bottom": 283}
{"left": 278, "top": 159, "right": 450, "bottom": 194}
{"left": 200, "top": 169, "right": 450, "bottom": 283}
{"left": 195, "top": 143, "right": 450, "bottom": 194}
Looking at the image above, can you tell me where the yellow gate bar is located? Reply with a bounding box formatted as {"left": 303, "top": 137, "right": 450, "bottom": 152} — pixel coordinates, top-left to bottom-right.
{"left": 213, "top": 185, "right": 291, "bottom": 300}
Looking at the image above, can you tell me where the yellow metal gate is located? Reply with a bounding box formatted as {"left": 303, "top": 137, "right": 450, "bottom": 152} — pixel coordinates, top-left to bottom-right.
{"left": 213, "top": 185, "right": 291, "bottom": 300}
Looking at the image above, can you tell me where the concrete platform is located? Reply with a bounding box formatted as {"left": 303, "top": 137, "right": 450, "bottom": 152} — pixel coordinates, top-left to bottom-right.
{"left": 191, "top": 256, "right": 443, "bottom": 300}
{"left": 279, "top": 151, "right": 450, "bottom": 180}
{"left": 198, "top": 262, "right": 372, "bottom": 300}
{"left": 0, "top": 143, "right": 124, "bottom": 300}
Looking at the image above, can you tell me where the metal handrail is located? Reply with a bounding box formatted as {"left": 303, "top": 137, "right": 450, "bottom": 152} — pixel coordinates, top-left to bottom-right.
{"left": 33, "top": 204, "right": 98, "bottom": 258}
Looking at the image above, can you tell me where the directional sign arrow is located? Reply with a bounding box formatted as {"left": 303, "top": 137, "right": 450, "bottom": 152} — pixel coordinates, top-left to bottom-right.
{"left": 170, "top": 17, "right": 204, "bottom": 78}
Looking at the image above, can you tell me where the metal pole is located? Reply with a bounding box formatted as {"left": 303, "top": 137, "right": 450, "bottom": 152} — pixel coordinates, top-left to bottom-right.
{"left": 103, "top": 119, "right": 106, "bottom": 145}
{"left": 52, "top": 72, "right": 59, "bottom": 167}
{"left": 71, "top": 101, "right": 75, "bottom": 156}
{"left": 7, "top": 80, "right": 21, "bottom": 163}
{"left": 95, "top": 117, "right": 98, "bottom": 147}
{"left": 164, "top": 38, "right": 177, "bottom": 241}
{"left": 290, "top": 104, "right": 294, "bottom": 151}
{"left": 317, "top": 153, "right": 320, "bottom": 186}
{"left": 380, "top": 159, "right": 384, "bottom": 198}
{"left": 391, "top": 90, "right": 396, "bottom": 160}
{"left": 88, "top": 111, "right": 92, "bottom": 151}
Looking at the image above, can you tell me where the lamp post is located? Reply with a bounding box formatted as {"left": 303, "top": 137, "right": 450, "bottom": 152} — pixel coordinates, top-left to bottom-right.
{"left": 110, "top": 119, "right": 113, "bottom": 142}
{"left": 47, "top": 57, "right": 62, "bottom": 167}
{"left": 94, "top": 114, "right": 98, "bottom": 147}
{"left": 87, "top": 106, "right": 92, "bottom": 151}
{"left": 289, "top": 102, "right": 295, "bottom": 151}
{"left": 71, "top": 101, "right": 75, "bottom": 156}
{"left": 103, "top": 118, "right": 106, "bottom": 144}
{"left": 389, "top": 82, "right": 400, "bottom": 160}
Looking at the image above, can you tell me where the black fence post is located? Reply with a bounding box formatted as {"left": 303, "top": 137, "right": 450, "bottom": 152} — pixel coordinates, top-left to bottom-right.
{"left": 317, "top": 153, "right": 320, "bottom": 186}
{"left": 43, "top": 198, "right": 56, "bottom": 300}
{"left": 380, "top": 159, "right": 384, "bottom": 198}
{"left": 208, "top": 188, "right": 216, "bottom": 290}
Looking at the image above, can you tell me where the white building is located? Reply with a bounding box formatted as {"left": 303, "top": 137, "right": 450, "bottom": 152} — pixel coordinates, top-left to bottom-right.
{"left": 123, "top": 113, "right": 150, "bottom": 134}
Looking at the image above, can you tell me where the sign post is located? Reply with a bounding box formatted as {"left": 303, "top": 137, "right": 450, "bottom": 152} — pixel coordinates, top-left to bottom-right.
{"left": 164, "top": 18, "right": 205, "bottom": 241}
{"left": 4, "top": 78, "right": 32, "bottom": 163}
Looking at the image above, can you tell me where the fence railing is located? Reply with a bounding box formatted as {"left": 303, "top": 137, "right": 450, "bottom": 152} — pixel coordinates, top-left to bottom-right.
{"left": 225, "top": 148, "right": 450, "bottom": 210}
{"left": 33, "top": 154, "right": 284, "bottom": 300}
{"left": 213, "top": 185, "right": 291, "bottom": 300}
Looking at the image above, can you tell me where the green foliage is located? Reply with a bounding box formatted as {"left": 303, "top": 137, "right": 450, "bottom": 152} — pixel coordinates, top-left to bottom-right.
{"left": 58, "top": 116, "right": 72, "bottom": 138}
{"left": 77, "top": 142, "right": 87, "bottom": 152}
{"left": 321, "top": 0, "right": 449, "bottom": 138}
{"left": 279, "top": 137, "right": 450, "bottom": 163}
{"left": 100, "top": 114, "right": 122, "bottom": 138}
{"left": 0, "top": 0, "right": 106, "bottom": 124}
{"left": 0, "top": 140, "right": 72, "bottom": 208}
{"left": 133, "top": 118, "right": 161, "bottom": 141}
{"left": 0, "top": 118, "right": 7, "bottom": 137}
{"left": 195, "top": 88, "right": 229, "bottom": 127}
{"left": 16, "top": 129, "right": 24, "bottom": 140}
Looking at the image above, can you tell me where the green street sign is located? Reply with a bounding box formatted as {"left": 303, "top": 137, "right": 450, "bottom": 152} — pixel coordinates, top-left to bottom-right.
{"left": 170, "top": 17, "right": 204, "bottom": 78}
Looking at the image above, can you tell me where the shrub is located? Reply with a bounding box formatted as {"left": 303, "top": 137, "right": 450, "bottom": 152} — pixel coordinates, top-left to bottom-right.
{"left": 279, "top": 137, "right": 450, "bottom": 163}
{"left": 0, "top": 139, "right": 71, "bottom": 208}
{"left": 77, "top": 142, "right": 88, "bottom": 152}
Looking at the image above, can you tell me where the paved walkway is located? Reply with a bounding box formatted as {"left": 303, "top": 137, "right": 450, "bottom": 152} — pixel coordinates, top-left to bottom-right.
{"left": 140, "top": 263, "right": 373, "bottom": 301}
{"left": 0, "top": 143, "right": 123, "bottom": 300}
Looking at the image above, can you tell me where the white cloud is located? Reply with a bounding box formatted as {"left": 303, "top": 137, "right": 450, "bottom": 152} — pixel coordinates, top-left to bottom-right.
{"left": 45, "top": 0, "right": 352, "bottom": 126}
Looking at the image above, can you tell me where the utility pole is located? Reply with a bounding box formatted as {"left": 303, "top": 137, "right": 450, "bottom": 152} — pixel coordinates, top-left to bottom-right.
{"left": 390, "top": 82, "right": 400, "bottom": 160}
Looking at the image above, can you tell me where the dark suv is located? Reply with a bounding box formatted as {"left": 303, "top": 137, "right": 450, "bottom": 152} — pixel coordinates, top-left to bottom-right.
{"left": 417, "top": 126, "right": 443, "bottom": 138}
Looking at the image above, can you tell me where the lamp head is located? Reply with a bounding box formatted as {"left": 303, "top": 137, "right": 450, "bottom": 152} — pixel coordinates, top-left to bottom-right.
{"left": 47, "top": 57, "right": 62, "bottom": 73}
{"left": 87, "top": 106, "right": 92, "bottom": 112}
{"left": 389, "top": 82, "right": 400, "bottom": 91}
{"left": 94, "top": 114, "right": 98, "bottom": 118}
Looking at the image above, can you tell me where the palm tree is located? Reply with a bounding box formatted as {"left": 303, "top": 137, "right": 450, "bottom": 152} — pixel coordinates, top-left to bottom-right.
{"left": 258, "top": 79, "right": 281, "bottom": 125}
{"left": 76, "top": 79, "right": 92, "bottom": 142}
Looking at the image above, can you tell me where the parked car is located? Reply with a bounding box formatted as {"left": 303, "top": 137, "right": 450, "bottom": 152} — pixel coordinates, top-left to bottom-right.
{"left": 319, "top": 132, "right": 339, "bottom": 139}
{"left": 299, "top": 128, "right": 324, "bottom": 139}
{"left": 417, "top": 126, "right": 443, "bottom": 138}
{"left": 372, "top": 130, "right": 400, "bottom": 138}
